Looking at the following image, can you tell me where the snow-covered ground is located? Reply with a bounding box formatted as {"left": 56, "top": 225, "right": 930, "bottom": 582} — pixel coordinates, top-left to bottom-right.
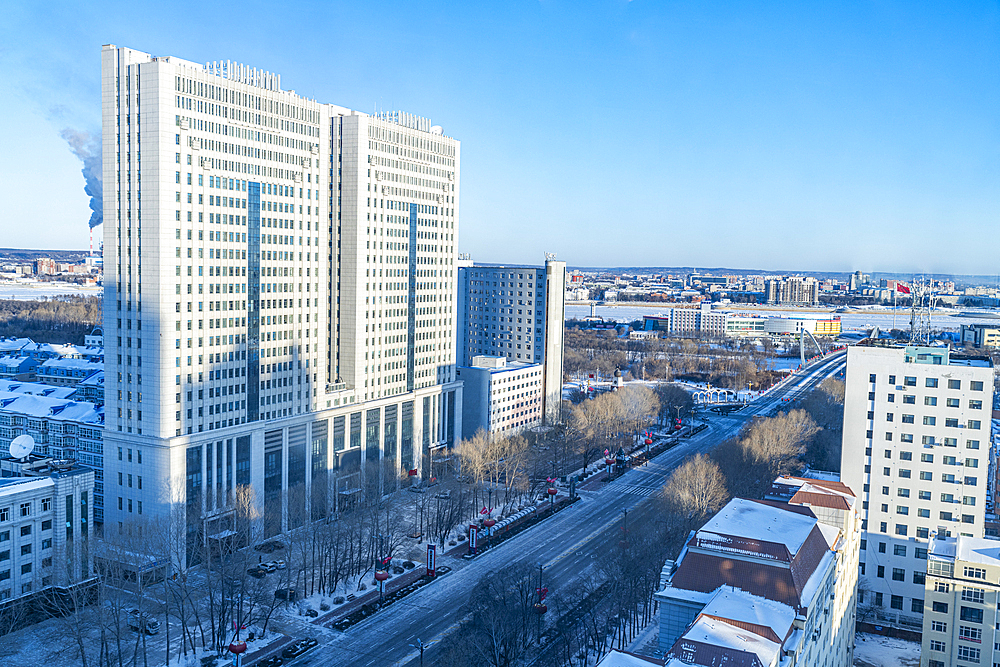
{"left": 854, "top": 632, "right": 921, "bottom": 667}
{"left": 566, "top": 303, "right": 1000, "bottom": 330}
{"left": 0, "top": 280, "right": 101, "bottom": 300}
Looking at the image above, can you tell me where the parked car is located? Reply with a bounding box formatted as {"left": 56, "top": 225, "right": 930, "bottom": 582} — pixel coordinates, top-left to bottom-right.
{"left": 127, "top": 609, "right": 160, "bottom": 635}
{"left": 281, "top": 638, "right": 319, "bottom": 660}
{"left": 258, "top": 656, "right": 284, "bottom": 667}
{"left": 247, "top": 567, "right": 268, "bottom": 579}
{"left": 271, "top": 559, "right": 287, "bottom": 570}
{"left": 274, "top": 587, "right": 298, "bottom": 602}
{"left": 254, "top": 540, "right": 286, "bottom": 554}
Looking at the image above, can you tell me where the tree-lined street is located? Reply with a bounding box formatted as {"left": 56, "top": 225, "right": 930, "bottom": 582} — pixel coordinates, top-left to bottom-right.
{"left": 288, "top": 351, "right": 847, "bottom": 667}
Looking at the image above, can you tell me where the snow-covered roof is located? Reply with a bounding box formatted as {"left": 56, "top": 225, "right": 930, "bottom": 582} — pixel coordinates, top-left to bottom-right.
{"left": 699, "top": 587, "right": 796, "bottom": 640}
{"left": 596, "top": 651, "right": 664, "bottom": 667}
{"left": 39, "top": 358, "right": 102, "bottom": 372}
{"left": 0, "top": 476, "right": 53, "bottom": 499}
{"left": 22, "top": 342, "right": 77, "bottom": 357}
{"left": 0, "top": 380, "right": 76, "bottom": 400}
{"left": 77, "top": 371, "right": 105, "bottom": 388}
{"left": 956, "top": 536, "right": 1000, "bottom": 567}
{"left": 0, "top": 392, "right": 104, "bottom": 425}
{"left": 928, "top": 537, "right": 957, "bottom": 561}
{"left": 815, "top": 522, "right": 841, "bottom": 549}
{"left": 674, "top": 615, "right": 781, "bottom": 666}
{"left": 769, "top": 476, "right": 855, "bottom": 511}
{"left": 698, "top": 498, "right": 816, "bottom": 557}
{"left": 0, "top": 338, "right": 31, "bottom": 353}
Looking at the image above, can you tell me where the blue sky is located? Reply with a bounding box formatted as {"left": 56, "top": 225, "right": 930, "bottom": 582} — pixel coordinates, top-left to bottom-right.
{"left": 1, "top": 1, "right": 997, "bottom": 273}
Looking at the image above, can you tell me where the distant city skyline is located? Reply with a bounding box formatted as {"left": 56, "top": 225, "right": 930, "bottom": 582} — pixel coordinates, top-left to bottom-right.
{"left": 2, "top": 1, "right": 997, "bottom": 273}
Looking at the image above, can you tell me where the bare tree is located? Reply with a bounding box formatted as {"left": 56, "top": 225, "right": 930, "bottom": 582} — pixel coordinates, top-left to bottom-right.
{"left": 662, "top": 454, "right": 729, "bottom": 531}
{"left": 740, "top": 409, "right": 819, "bottom": 478}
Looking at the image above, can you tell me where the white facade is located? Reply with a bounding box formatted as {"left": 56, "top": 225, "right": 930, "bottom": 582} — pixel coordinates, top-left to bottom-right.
{"left": 841, "top": 343, "right": 994, "bottom": 631}
{"left": 455, "top": 356, "right": 543, "bottom": 439}
{"left": 0, "top": 459, "right": 95, "bottom": 602}
{"left": 457, "top": 258, "right": 565, "bottom": 424}
{"left": 101, "top": 45, "right": 462, "bottom": 563}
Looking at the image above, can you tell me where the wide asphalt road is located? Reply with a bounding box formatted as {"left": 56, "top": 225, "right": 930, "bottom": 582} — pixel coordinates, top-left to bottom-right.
{"left": 287, "top": 352, "right": 848, "bottom": 667}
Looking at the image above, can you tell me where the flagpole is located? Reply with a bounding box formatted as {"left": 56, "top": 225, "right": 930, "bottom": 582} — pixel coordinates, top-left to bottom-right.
{"left": 892, "top": 288, "right": 896, "bottom": 332}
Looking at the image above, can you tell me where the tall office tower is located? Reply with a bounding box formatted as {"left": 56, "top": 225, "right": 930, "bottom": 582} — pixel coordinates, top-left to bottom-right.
{"left": 456, "top": 257, "right": 565, "bottom": 426}
{"left": 841, "top": 343, "right": 994, "bottom": 632}
{"left": 102, "top": 45, "right": 461, "bottom": 564}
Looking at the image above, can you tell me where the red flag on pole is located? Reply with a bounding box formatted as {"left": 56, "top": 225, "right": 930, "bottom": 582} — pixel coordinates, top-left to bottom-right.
{"left": 896, "top": 283, "right": 911, "bottom": 294}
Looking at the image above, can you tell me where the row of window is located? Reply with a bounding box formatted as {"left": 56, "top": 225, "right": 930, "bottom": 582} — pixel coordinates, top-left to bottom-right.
{"left": 871, "top": 516, "right": 976, "bottom": 536}
{"left": 869, "top": 373, "right": 984, "bottom": 391}
{"left": 927, "top": 645, "right": 981, "bottom": 665}
{"left": 870, "top": 395, "right": 984, "bottom": 409}
{"left": 0, "top": 498, "right": 51, "bottom": 521}
{"left": 860, "top": 590, "right": 925, "bottom": 613}
{"left": 866, "top": 417, "right": 982, "bottom": 430}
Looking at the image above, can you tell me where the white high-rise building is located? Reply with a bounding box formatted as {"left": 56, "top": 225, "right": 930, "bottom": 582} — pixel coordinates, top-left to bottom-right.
{"left": 102, "top": 45, "right": 462, "bottom": 563}
{"left": 841, "top": 343, "right": 994, "bottom": 631}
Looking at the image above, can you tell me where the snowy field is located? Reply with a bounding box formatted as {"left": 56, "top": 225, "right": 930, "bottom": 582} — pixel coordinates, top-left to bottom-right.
{"left": 567, "top": 303, "right": 1000, "bottom": 331}
{"left": 0, "top": 280, "right": 101, "bottom": 300}
{"left": 854, "top": 633, "right": 921, "bottom": 667}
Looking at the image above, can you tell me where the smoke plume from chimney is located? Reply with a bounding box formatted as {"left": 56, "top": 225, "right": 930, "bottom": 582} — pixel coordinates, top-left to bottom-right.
{"left": 61, "top": 129, "right": 103, "bottom": 229}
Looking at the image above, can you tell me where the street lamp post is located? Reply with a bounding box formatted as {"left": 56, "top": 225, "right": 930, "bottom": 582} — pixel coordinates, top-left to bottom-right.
{"left": 409, "top": 638, "right": 431, "bottom": 667}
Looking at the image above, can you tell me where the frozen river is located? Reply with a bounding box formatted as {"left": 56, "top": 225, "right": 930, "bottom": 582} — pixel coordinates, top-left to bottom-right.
{"left": 0, "top": 281, "right": 102, "bottom": 301}
{"left": 566, "top": 303, "right": 1000, "bottom": 332}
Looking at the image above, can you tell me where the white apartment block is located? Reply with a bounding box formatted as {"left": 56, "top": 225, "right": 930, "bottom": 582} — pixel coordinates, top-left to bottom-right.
{"left": 921, "top": 535, "right": 1000, "bottom": 667}
{"left": 102, "top": 45, "right": 462, "bottom": 564}
{"left": 455, "top": 356, "right": 544, "bottom": 440}
{"left": 457, "top": 257, "right": 565, "bottom": 425}
{"left": 0, "top": 458, "right": 95, "bottom": 603}
{"left": 841, "top": 343, "right": 994, "bottom": 632}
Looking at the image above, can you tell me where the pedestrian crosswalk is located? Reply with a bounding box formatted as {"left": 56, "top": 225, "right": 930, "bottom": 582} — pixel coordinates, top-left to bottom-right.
{"left": 616, "top": 484, "right": 659, "bottom": 497}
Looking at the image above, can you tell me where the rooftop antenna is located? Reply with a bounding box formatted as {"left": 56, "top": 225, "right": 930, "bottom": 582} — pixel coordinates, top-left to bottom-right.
{"left": 909, "top": 277, "right": 935, "bottom": 345}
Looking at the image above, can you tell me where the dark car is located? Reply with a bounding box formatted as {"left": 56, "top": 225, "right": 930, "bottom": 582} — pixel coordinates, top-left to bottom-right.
{"left": 247, "top": 567, "right": 268, "bottom": 579}
{"left": 258, "top": 656, "right": 283, "bottom": 667}
{"left": 281, "top": 638, "right": 319, "bottom": 659}
{"left": 254, "top": 540, "right": 286, "bottom": 554}
{"left": 274, "top": 587, "right": 298, "bottom": 602}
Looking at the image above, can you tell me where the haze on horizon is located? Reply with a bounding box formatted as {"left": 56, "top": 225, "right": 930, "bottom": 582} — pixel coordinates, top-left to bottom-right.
{"left": 1, "top": 1, "right": 996, "bottom": 275}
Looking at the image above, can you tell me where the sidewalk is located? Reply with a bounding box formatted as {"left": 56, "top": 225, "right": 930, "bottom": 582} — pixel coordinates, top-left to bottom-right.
{"left": 624, "top": 611, "right": 662, "bottom": 659}
{"left": 318, "top": 565, "right": 429, "bottom": 629}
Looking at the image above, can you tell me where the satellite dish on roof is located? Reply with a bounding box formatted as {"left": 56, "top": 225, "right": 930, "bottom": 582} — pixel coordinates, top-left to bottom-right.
{"left": 9, "top": 435, "right": 34, "bottom": 459}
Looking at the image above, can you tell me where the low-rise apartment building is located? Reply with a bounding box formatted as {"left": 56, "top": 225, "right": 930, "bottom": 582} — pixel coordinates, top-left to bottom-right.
{"left": 921, "top": 535, "right": 1000, "bottom": 667}
{"left": 656, "top": 488, "right": 860, "bottom": 667}
{"left": 36, "top": 358, "right": 103, "bottom": 386}
{"left": 0, "top": 456, "right": 95, "bottom": 603}
{"left": 455, "top": 356, "right": 543, "bottom": 439}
